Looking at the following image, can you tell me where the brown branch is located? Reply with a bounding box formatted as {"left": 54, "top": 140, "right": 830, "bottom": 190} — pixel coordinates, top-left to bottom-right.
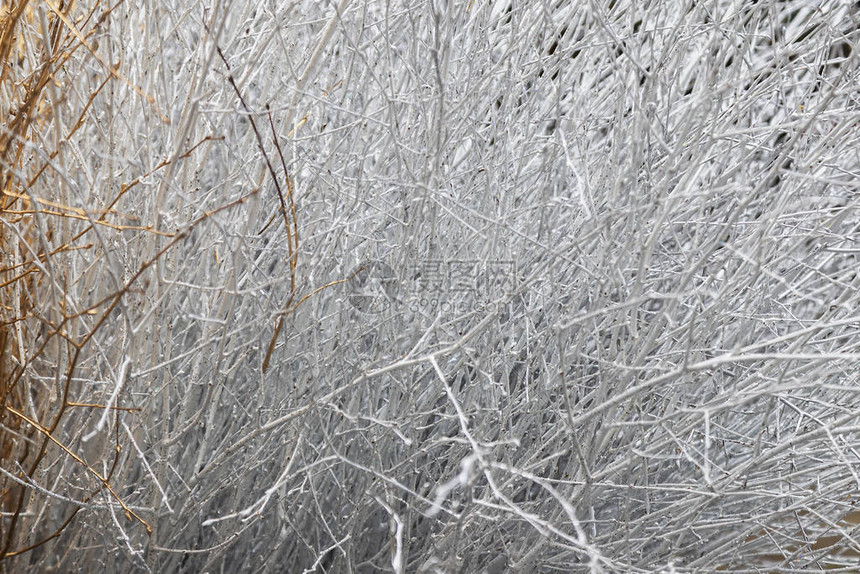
{"left": 4, "top": 405, "right": 151, "bottom": 535}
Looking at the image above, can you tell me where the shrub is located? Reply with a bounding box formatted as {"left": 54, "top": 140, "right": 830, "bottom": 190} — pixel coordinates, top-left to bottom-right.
{"left": 2, "top": 1, "right": 860, "bottom": 571}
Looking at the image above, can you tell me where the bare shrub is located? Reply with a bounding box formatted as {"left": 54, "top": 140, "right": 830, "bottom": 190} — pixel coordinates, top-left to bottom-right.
{"left": 2, "top": 0, "right": 860, "bottom": 572}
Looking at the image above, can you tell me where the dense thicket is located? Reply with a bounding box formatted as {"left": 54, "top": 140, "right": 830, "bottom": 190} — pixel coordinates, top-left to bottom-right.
{"left": 2, "top": 1, "right": 860, "bottom": 571}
